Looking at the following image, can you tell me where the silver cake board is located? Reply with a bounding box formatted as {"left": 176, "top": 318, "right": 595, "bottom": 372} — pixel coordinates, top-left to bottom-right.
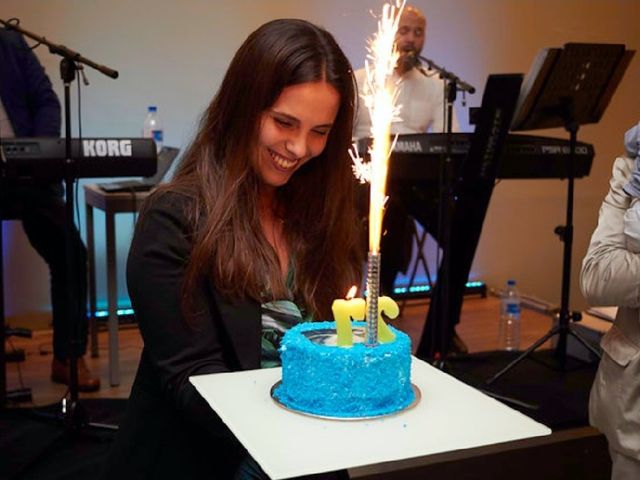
{"left": 190, "top": 357, "right": 550, "bottom": 479}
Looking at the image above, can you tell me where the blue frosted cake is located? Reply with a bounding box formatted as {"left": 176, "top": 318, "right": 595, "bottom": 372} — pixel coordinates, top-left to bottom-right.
{"left": 273, "top": 321, "right": 414, "bottom": 418}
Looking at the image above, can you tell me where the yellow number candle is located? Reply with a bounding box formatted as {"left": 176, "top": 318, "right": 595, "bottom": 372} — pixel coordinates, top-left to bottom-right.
{"left": 332, "top": 298, "right": 366, "bottom": 347}
{"left": 377, "top": 296, "right": 399, "bottom": 343}
{"left": 331, "top": 294, "right": 399, "bottom": 346}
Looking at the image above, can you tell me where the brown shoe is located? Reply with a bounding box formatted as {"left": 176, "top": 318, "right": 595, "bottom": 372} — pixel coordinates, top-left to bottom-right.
{"left": 51, "top": 356, "right": 101, "bottom": 392}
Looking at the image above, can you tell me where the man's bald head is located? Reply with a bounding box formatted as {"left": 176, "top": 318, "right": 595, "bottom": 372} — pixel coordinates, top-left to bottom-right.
{"left": 395, "top": 6, "right": 426, "bottom": 55}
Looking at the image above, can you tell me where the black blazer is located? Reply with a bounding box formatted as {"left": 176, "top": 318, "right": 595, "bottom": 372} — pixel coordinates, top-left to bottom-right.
{"left": 101, "top": 191, "right": 262, "bottom": 479}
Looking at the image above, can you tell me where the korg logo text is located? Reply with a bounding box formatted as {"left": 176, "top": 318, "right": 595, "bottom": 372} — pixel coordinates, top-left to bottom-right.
{"left": 82, "top": 139, "right": 132, "bottom": 157}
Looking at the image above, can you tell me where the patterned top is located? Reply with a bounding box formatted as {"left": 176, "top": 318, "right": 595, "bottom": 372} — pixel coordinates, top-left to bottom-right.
{"left": 260, "top": 299, "right": 309, "bottom": 368}
{"left": 260, "top": 267, "right": 311, "bottom": 368}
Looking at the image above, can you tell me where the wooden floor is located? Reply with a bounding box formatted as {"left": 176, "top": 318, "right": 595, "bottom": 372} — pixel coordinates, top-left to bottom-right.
{"left": 4, "top": 294, "right": 554, "bottom": 407}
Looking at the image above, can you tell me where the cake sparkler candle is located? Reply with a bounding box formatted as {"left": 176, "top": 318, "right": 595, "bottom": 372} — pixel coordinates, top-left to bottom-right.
{"left": 360, "top": 0, "right": 405, "bottom": 346}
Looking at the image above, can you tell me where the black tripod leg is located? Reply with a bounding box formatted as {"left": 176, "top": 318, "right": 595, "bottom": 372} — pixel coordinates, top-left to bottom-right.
{"left": 478, "top": 388, "right": 539, "bottom": 411}
{"left": 31, "top": 401, "right": 119, "bottom": 431}
{"left": 486, "top": 326, "right": 559, "bottom": 385}
{"left": 568, "top": 325, "right": 602, "bottom": 360}
{"left": 87, "top": 421, "right": 119, "bottom": 431}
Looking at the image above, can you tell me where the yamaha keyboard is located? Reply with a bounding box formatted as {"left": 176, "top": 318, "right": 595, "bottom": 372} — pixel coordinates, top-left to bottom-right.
{"left": 1, "top": 137, "right": 157, "bottom": 180}
{"left": 358, "top": 133, "right": 594, "bottom": 182}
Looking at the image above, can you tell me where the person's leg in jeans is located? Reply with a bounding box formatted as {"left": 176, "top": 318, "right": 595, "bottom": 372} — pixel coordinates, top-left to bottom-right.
{"left": 19, "top": 184, "right": 100, "bottom": 391}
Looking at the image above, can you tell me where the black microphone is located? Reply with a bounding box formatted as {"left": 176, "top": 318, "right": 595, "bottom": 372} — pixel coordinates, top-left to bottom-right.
{"left": 404, "top": 50, "right": 430, "bottom": 76}
{"left": 403, "top": 50, "right": 419, "bottom": 66}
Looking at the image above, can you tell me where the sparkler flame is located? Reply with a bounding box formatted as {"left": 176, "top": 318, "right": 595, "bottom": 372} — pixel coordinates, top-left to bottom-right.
{"left": 360, "top": 0, "right": 405, "bottom": 254}
{"left": 349, "top": 142, "right": 371, "bottom": 184}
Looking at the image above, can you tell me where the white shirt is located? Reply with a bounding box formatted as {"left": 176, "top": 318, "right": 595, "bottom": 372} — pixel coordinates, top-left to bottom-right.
{"left": 353, "top": 66, "right": 459, "bottom": 139}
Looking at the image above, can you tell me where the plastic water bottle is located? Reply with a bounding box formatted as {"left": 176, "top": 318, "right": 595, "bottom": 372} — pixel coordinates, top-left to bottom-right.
{"left": 499, "top": 279, "right": 521, "bottom": 351}
{"left": 143, "top": 105, "right": 163, "bottom": 152}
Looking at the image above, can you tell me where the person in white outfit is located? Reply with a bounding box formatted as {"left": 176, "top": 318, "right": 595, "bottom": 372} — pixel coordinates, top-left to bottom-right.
{"left": 581, "top": 121, "right": 640, "bottom": 480}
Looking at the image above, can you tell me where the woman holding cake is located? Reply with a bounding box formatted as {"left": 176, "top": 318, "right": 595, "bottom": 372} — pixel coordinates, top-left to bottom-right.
{"left": 101, "top": 18, "right": 361, "bottom": 480}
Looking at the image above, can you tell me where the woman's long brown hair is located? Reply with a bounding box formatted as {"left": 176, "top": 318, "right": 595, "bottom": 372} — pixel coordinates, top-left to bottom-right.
{"left": 156, "top": 19, "right": 362, "bottom": 320}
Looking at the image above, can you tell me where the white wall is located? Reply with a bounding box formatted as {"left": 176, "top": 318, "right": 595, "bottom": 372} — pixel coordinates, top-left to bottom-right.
{"left": 2, "top": 0, "right": 639, "bottom": 321}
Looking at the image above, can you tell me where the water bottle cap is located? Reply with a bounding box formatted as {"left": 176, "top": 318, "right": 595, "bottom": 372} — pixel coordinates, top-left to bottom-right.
{"left": 507, "top": 279, "right": 516, "bottom": 286}
{"left": 148, "top": 106, "right": 157, "bottom": 112}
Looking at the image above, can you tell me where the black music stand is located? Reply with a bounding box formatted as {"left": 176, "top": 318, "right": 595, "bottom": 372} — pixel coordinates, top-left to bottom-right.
{"left": 487, "top": 43, "right": 634, "bottom": 384}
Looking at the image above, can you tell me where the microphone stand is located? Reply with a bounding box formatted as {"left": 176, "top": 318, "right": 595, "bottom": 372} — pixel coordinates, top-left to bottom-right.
{"left": 0, "top": 19, "right": 118, "bottom": 80}
{"left": 412, "top": 55, "right": 475, "bottom": 364}
{"left": 417, "top": 54, "right": 475, "bottom": 94}
{"left": 1, "top": 19, "right": 118, "bottom": 430}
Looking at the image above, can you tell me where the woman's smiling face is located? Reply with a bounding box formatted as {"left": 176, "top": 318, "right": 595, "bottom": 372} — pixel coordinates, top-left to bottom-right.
{"left": 255, "top": 81, "right": 340, "bottom": 189}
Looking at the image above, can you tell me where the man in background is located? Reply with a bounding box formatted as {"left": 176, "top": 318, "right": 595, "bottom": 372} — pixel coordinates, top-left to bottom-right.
{"left": 0, "top": 27, "right": 100, "bottom": 391}
{"left": 353, "top": 5, "right": 466, "bottom": 353}
{"left": 354, "top": 5, "right": 459, "bottom": 138}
